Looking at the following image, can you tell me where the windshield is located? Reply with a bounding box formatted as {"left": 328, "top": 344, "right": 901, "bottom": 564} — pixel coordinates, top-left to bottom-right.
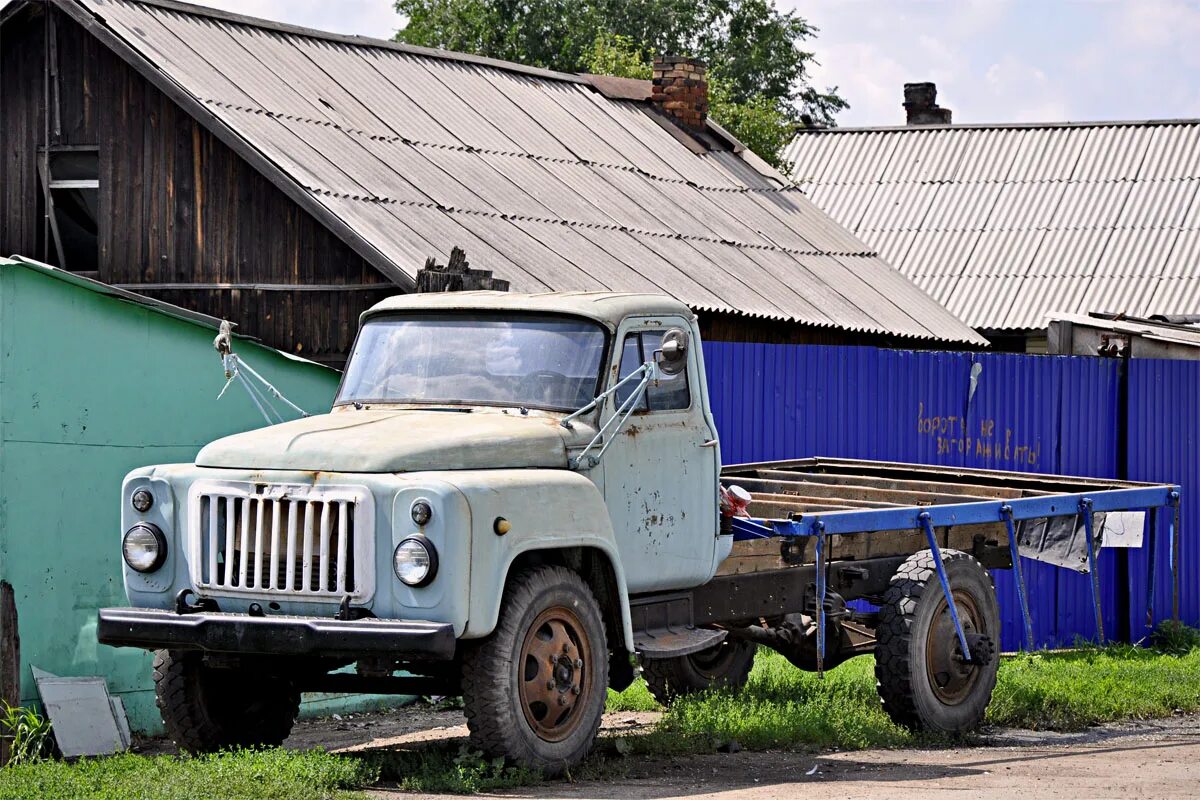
{"left": 336, "top": 314, "right": 608, "bottom": 411}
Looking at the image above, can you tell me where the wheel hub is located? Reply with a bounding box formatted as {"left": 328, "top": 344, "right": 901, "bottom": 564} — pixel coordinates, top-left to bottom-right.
{"left": 925, "top": 590, "right": 985, "bottom": 705}
{"left": 518, "top": 607, "right": 591, "bottom": 742}
{"left": 553, "top": 658, "right": 575, "bottom": 688}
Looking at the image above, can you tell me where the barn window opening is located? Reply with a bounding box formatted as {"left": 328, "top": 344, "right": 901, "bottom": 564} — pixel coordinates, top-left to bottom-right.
{"left": 38, "top": 149, "right": 99, "bottom": 274}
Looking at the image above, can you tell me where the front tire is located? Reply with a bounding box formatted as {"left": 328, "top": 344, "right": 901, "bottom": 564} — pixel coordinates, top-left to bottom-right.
{"left": 874, "top": 549, "right": 1000, "bottom": 734}
{"left": 461, "top": 565, "right": 608, "bottom": 776}
{"left": 642, "top": 640, "right": 756, "bottom": 706}
{"left": 153, "top": 650, "right": 300, "bottom": 752}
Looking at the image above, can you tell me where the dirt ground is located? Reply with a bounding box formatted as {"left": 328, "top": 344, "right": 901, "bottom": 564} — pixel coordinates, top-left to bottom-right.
{"left": 274, "top": 706, "right": 1200, "bottom": 799}
{"left": 283, "top": 705, "right": 664, "bottom": 753}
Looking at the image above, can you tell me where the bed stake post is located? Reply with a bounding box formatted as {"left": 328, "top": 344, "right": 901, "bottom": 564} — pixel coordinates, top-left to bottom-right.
{"left": 1146, "top": 506, "right": 1159, "bottom": 628}
{"left": 1000, "top": 505, "right": 1034, "bottom": 650}
{"left": 918, "top": 511, "right": 972, "bottom": 663}
{"left": 813, "top": 520, "right": 826, "bottom": 679}
{"left": 1169, "top": 491, "right": 1181, "bottom": 622}
{"left": 1080, "top": 498, "right": 1104, "bottom": 643}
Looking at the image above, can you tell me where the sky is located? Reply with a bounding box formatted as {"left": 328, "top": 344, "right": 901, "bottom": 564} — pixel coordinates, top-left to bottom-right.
{"left": 198, "top": 0, "right": 1200, "bottom": 127}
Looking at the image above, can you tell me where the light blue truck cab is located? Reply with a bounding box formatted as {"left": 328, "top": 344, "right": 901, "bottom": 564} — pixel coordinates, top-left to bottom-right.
{"left": 100, "top": 292, "right": 730, "bottom": 771}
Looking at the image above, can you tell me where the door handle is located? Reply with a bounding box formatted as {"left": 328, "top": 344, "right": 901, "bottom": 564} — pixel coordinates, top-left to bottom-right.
{"left": 700, "top": 439, "right": 719, "bottom": 448}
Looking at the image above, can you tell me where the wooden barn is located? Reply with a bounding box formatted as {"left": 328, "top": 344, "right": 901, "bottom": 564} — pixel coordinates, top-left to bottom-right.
{"left": 0, "top": 0, "right": 983, "bottom": 366}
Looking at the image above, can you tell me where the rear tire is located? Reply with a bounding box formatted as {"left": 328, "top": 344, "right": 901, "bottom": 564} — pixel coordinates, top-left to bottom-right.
{"left": 153, "top": 650, "right": 300, "bottom": 752}
{"left": 461, "top": 565, "right": 608, "bottom": 776}
{"left": 642, "top": 640, "right": 756, "bottom": 706}
{"left": 874, "top": 549, "right": 999, "bottom": 734}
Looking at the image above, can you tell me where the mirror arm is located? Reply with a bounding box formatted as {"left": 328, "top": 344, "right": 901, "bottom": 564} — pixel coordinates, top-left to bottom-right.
{"left": 564, "top": 361, "right": 658, "bottom": 470}
{"left": 561, "top": 361, "right": 656, "bottom": 430}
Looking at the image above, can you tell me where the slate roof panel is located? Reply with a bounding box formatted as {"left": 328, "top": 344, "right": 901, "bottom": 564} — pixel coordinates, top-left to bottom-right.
{"left": 789, "top": 119, "right": 1200, "bottom": 329}
{"left": 67, "top": 0, "right": 982, "bottom": 342}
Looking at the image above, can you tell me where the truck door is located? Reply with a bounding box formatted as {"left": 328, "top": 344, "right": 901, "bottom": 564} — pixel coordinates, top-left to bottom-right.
{"left": 601, "top": 317, "right": 720, "bottom": 593}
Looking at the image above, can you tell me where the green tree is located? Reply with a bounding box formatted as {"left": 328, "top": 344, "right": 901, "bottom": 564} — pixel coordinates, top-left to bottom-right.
{"left": 394, "top": 0, "right": 847, "bottom": 166}
{"left": 708, "top": 81, "right": 798, "bottom": 171}
{"left": 584, "top": 32, "right": 652, "bottom": 81}
{"left": 582, "top": 31, "right": 802, "bottom": 170}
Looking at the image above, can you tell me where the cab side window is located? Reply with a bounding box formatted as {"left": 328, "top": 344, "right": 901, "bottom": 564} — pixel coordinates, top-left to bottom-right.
{"left": 614, "top": 330, "right": 691, "bottom": 412}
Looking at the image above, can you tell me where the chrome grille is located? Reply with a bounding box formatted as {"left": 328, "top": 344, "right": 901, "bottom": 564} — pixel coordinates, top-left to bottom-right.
{"left": 189, "top": 483, "right": 373, "bottom": 600}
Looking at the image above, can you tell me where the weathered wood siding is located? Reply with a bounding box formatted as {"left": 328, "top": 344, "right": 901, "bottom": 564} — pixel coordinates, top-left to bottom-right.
{"left": 1, "top": 5, "right": 49, "bottom": 260}
{"left": 0, "top": 6, "right": 396, "bottom": 365}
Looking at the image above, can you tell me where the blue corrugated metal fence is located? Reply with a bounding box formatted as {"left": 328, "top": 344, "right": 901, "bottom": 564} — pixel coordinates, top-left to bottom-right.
{"left": 702, "top": 342, "right": 1181, "bottom": 651}
{"left": 1127, "top": 360, "right": 1199, "bottom": 634}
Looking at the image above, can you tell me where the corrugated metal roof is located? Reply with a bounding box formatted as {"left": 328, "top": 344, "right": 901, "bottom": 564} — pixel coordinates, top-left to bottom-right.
{"left": 55, "top": 0, "right": 981, "bottom": 344}
{"left": 789, "top": 118, "right": 1200, "bottom": 330}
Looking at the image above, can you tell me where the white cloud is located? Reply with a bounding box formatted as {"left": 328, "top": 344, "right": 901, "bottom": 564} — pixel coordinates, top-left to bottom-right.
{"left": 787, "top": 0, "right": 1200, "bottom": 126}
{"left": 1116, "top": 0, "right": 1200, "bottom": 49}
{"left": 195, "top": 0, "right": 402, "bottom": 39}
{"left": 188, "top": 0, "right": 1200, "bottom": 126}
{"left": 980, "top": 56, "right": 1069, "bottom": 123}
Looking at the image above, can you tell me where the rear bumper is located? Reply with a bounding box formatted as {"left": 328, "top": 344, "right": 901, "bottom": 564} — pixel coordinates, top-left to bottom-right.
{"left": 97, "top": 607, "right": 457, "bottom": 660}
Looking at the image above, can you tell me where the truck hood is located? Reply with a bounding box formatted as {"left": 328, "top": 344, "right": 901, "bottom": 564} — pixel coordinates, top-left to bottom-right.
{"left": 195, "top": 409, "right": 584, "bottom": 473}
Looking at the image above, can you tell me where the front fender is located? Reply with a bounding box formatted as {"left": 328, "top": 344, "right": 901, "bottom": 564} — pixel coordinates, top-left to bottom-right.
{"left": 437, "top": 469, "right": 633, "bottom": 650}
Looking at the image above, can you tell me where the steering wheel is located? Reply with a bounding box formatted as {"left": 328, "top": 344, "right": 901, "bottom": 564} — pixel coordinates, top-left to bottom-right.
{"left": 518, "top": 370, "right": 569, "bottom": 402}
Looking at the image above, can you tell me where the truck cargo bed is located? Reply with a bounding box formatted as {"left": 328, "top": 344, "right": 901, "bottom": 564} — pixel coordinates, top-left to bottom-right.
{"left": 713, "top": 457, "right": 1180, "bottom": 649}
{"left": 718, "top": 457, "right": 1177, "bottom": 578}
{"left": 722, "top": 457, "right": 1163, "bottom": 520}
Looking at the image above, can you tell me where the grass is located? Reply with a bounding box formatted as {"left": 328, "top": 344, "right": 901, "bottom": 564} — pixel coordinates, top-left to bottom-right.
{"left": 989, "top": 643, "right": 1200, "bottom": 730}
{"left": 6, "top": 626, "right": 1200, "bottom": 797}
{"left": 638, "top": 653, "right": 914, "bottom": 752}
{"left": 0, "top": 704, "right": 53, "bottom": 766}
{"left": 360, "top": 744, "right": 541, "bottom": 794}
{"left": 1151, "top": 619, "right": 1200, "bottom": 655}
{"left": 0, "top": 748, "right": 377, "bottom": 800}
{"left": 605, "top": 677, "right": 659, "bottom": 712}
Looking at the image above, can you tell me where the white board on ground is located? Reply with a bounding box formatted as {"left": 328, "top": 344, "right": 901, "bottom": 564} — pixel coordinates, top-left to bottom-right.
{"left": 31, "top": 666, "right": 127, "bottom": 758}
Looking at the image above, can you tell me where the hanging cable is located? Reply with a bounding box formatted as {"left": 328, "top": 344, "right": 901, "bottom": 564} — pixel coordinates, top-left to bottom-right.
{"left": 213, "top": 320, "right": 310, "bottom": 425}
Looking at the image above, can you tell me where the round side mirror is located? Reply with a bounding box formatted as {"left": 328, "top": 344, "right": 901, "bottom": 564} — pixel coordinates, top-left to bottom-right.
{"left": 656, "top": 328, "right": 689, "bottom": 376}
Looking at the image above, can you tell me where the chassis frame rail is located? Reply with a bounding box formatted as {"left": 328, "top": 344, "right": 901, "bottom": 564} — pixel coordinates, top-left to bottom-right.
{"left": 727, "top": 470, "right": 1181, "bottom": 670}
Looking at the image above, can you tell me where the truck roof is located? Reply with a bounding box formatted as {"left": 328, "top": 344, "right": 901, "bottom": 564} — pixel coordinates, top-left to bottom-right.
{"left": 363, "top": 291, "right": 695, "bottom": 328}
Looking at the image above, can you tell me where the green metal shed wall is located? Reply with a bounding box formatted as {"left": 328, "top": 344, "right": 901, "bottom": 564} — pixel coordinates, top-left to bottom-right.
{"left": 0, "top": 258, "right": 366, "bottom": 732}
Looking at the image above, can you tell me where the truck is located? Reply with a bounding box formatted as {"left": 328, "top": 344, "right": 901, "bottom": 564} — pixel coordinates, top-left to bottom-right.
{"left": 98, "top": 292, "right": 1181, "bottom": 774}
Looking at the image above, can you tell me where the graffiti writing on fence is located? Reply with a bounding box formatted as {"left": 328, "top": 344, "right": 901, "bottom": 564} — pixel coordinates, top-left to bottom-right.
{"left": 916, "top": 403, "right": 1041, "bottom": 467}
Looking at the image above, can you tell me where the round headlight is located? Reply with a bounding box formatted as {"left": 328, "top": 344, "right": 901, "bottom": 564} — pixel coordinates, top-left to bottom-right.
{"left": 122, "top": 523, "right": 167, "bottom": 573}
{"left": 411, "top": 500, "right": 433, "bottom": 526}
{"left": 393, "top": 536, "right": 437, "bottom": 587}
{"left": 131, "top": 489, "right": 154, "bottom": 513}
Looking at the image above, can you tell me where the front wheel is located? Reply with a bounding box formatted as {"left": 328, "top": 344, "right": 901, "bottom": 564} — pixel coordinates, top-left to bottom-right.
{"left": 461, "top": 565, "right": 608, "bottom": 776}
{"left": 153, "top": 650, "right": 300, "bottom": 752}
{"left": 874, "top": 549, "right": 1000, "bottom": 734}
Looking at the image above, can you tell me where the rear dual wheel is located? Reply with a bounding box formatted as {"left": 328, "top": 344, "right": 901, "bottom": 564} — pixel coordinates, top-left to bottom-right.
{"left": 642, "top": 640, "right": 756, "bottom": 706}
{"left": 875, "top": 549, "right": 1000, "bottom": 734}
{"left": 461, "top": 565, "right": 608, "bottom": 776}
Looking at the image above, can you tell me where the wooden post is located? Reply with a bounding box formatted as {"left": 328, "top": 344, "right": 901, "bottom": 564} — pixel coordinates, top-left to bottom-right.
{"left": 416, "top": 247, "right": 510, "bottom": 293}
{"left": 0, "top": 581, "right": 19, "bottom": 767}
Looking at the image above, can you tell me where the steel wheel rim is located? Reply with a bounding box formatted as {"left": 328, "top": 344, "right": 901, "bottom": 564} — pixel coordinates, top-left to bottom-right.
{"left": 518, "top": 606, "right": 593, "bottom": 743}
{"left": 924, "top": 590, "right": 983, "bottom": 705}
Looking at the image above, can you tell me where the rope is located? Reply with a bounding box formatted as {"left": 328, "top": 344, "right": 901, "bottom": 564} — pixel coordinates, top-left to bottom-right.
{"left": 213, "top": 321, "right": 310, "bottom": 425}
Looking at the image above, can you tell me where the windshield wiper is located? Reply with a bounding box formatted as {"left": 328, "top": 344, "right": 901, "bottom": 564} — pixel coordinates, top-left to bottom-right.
{"left": 348, "top": 404, "right": 472, "bottom": 413}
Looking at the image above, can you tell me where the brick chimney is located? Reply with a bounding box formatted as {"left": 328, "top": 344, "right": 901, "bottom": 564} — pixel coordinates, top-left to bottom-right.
{"left": 904, "top": 82, "right": 952, "bottom": 125}
{"left": 651, "top": 56, "right": 709, "bottom": 132}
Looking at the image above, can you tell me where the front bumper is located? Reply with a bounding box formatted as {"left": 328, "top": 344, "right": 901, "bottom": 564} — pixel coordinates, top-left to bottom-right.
{"left": 97, "top": 607, "right": 456, "bottom": 660}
